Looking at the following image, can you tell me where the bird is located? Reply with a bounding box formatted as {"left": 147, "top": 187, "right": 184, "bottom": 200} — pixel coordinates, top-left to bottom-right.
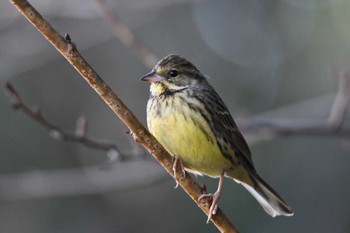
{"left": 141, "top": 54, "right": 293, "bottom": 222}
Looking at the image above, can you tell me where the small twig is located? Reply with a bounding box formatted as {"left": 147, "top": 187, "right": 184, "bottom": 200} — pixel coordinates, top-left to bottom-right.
{"left": 4, "top": 82, "right": 123, "bottom": 158}
{"left": 95, "top": 0, "right": 159, "bottom": 68}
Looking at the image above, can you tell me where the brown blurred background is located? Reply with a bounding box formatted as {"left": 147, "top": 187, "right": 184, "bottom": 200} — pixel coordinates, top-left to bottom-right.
{"left": 1, "top": 0, "right": 349, "bottom": 232}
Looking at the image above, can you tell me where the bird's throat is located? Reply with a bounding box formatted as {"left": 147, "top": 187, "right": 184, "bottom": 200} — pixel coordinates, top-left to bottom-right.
{"left": 150, "top": 83, "right": 167, "bottom": 96}
{"left": 150, "top": 82, "right": 188, "bottom": 97}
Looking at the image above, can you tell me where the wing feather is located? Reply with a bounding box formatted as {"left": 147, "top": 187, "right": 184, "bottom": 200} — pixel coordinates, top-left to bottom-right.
{"left": 196, "top": 85, "right": 255, "bottom": 170}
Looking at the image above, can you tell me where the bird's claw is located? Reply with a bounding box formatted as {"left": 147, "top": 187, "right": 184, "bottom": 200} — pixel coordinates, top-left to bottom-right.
{"left": 172, "top": 157, "right": 185, "bottom": 188}
{"left": 198, "top": 170, "right": 224, "bottom": 223}
{"left": 199, "top": 191, "right": 221, "bottom": 223}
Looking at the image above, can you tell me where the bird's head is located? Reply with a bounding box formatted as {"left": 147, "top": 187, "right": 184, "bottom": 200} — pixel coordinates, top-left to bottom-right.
{"left": 141, "top": 54, "right": 205, "bottom": 95}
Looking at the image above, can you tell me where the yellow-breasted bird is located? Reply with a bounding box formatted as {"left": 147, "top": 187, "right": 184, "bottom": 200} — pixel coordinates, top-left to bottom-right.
{"left": 141, "top": 54, "right": 293, "bottom": 221}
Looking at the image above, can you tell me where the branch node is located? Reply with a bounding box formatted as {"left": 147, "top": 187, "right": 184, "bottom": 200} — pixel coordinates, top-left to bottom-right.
{"left": 49, "top": 129, "right": 64, "bottom": 140}
{"left": 107, "top": 147, "right": 121, "bottom": 162}
{"left": 65, "top": 33, "right": 77, "bottom": 56}
{"left": 75, "top": 116, "right": 88, "bottom": 137}
{"left": 64, "top": 33, "right": 72, "bottom": 43}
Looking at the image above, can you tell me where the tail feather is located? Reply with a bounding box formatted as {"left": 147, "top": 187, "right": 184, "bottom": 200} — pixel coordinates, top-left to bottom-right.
{"left": 237, "top": 174, "right": 293, "bottom": 217}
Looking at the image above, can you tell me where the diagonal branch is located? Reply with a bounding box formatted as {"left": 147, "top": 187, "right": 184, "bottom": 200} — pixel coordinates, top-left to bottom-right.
{"left": 8, "top": 0, "right": 238, "bottom": 232}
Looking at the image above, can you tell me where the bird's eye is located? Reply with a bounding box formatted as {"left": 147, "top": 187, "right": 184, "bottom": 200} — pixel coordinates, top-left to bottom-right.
{"left": 169, "top": 69, "right": 178, "bottom": 77}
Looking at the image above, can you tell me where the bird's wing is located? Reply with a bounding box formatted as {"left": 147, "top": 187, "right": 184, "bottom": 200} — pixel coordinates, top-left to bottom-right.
{"left": 204, "top": 88, "right": 255, "bottom": 170}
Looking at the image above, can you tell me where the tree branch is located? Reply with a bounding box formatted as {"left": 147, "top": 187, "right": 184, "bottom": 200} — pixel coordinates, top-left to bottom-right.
{"left": 239, "top": 70, "right": 350, "bottom": 138}
{"left": 8, "top": 0, "right": 238, "bottom": 232}
{"left": 0, "top": 162, "right": 167, "bottom": 201}
{"left": 4, "top": 83, "right": 126, "bottom": 160}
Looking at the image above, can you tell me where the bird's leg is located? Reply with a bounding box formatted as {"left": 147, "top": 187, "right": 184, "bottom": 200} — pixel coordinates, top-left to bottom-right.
{"left": 172, "top": 157, "right": 185, "bottom": 188}
{"left": 198, "top": 169, "right": 225, "bottom": 223}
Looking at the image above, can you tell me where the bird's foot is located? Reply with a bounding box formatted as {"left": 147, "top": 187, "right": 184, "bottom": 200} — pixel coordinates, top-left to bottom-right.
{"left": 198, "top": 170, "right": 225, "bottom": 223}
{"left": 198, "top": 190, "right": 221, "bottom": 223}
{"left": 172, "top": 157, "right": 185, "bottom": 188}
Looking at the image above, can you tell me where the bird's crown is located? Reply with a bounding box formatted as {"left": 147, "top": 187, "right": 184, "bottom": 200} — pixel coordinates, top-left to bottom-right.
{"left": 155, "top": 54, "right": 199, "bottom": 74}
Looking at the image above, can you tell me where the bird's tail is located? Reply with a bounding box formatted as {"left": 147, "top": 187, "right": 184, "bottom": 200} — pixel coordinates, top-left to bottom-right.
{"left": 238, "top": 173, "right": 294, "bottom": 217}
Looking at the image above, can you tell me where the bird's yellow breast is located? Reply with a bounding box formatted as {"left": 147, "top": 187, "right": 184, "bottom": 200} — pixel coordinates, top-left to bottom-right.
{"left": 147, "top": 93, "right": 232, "bottom": 177}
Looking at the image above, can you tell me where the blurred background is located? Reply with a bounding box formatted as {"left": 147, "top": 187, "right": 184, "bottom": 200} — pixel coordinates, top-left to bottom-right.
{"left": 1, "top": 0, "right": 350, "bottom": 232}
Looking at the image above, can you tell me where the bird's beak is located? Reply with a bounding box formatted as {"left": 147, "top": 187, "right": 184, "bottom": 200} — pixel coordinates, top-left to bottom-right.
{"left": 140, "top": 70, "right": 164, "bottom": 83}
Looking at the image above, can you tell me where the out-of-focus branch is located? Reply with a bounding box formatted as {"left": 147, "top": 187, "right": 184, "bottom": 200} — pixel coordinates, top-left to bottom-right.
{"left": 8, "top": 1, "right": 238, "bottom": 232}
{"left": 0, "top": 161, "right": 167, "bottom": 201}
{"left": 95, "top": 0, "right": 158, "bottom": 68}
{"left": 5, "top": 83, "right": 127, "bottom": 161}
{"left": 239, "top": 70, "right": 350, "bottom": 139}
